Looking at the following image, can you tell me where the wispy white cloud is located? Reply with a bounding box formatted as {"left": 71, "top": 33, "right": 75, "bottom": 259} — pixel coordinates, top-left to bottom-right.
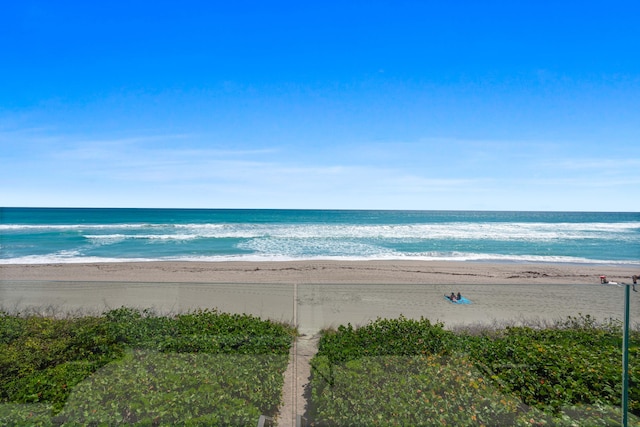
{"left": 538, "top": 157, "right": 640, "bottom": 170}
{"left": 520, "top": 175, "right": 640, "bottom": 188}
{"left": 2, "top": 127, "right": 639, "bottom": 210}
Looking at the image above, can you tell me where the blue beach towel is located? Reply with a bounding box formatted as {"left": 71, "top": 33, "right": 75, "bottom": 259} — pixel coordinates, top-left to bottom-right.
{"left": 444, "top": 296, "right": 472, "bottom": 305}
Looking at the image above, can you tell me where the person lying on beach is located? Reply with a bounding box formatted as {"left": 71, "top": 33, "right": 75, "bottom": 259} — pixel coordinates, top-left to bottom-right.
{"left": 445, "top": 292, "right": 471, "bottom": 304}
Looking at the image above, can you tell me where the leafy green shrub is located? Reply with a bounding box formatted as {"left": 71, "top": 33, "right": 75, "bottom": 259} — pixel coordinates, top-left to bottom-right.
{"left": 0, "top": 311, "right": 26, "bottom": 345}
{"left": 310, "top": 353, "right": 556, "bottom": 426}
{"left": 317, "top": 316, "right": 453, "bottom": 365}
{"left": 105, "top": 307, "right": 293, "bottom": 355}
{"left": 0, "top": 402, "right": 54, "bottom": 427}
{"left": 54, "top": 350, "right": 287, "bottom": 426}
{"left": 5, "top": 360, "right": 100, "bottom": 412}
{"left": 1, "top": 307, "right": 295, "bottom": 425}
{"left": 309, "top": 315, "right": 640, "bottom": 426}
{"left": 0, "top": 314, "right": 122, "bottom": 406}
{"left": 467, "top": 323, "right": 639, "bottom": 415}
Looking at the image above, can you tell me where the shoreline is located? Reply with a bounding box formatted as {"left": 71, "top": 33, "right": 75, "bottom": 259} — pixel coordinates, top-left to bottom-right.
{"left": 1, "top": 260, "right": 637, "bottom": 284}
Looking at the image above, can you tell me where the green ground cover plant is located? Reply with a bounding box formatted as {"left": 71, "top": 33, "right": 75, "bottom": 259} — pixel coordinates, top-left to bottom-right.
{"left": 309, "top": 315, "right": 639, "bottom": 426}
{"left": 55, "top": 350, "right": 285, "bottom": 425}
{"left": 0, "top": 307, "right": 294, "bottom": 426}
{"left": 464, "top": 316, "right": 640, "bottom": 417}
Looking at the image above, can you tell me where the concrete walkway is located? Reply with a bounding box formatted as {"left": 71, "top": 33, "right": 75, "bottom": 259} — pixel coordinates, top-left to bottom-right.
{"left": 276, "top": 333, "right": 320, "bottom": 427}
{"left": 275, "top": 283, "right": 320, "bottom": 427}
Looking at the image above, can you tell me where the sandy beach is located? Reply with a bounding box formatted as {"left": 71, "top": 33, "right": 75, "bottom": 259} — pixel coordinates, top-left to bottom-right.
{"left": 1, "top": 261, "right": 637, "bottom": 331}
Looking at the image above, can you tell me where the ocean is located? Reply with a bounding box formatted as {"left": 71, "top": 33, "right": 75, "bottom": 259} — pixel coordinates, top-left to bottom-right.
{"left": 1, "top": 208, "right": 638, "bottom": 265}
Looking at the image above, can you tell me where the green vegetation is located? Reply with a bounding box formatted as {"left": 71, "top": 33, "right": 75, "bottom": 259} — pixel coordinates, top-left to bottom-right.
{"left": 3, "top": 308, "right": 638, "bottom": 426}
{"left": 310, "top": 315, "right": 640, "bottom": 426}
{"left": 0, "top": 307, "right": 294, "bottom": 426}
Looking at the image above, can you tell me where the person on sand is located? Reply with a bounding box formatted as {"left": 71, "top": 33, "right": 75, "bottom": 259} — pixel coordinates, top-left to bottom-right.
{"left": 633, "top": 275, "right": 638, "bottom": 292}
{"left": 600, "top": 275, "right": 618, "bottom": 285}
{"left": 457, "top": 292, "right": 462, "bottom": 301}
{"left": 448, "top": 292, "right": 457, "bottom": 302}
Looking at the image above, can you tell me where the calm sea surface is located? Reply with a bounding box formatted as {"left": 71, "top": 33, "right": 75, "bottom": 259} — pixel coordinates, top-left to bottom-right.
{"left": 1, "top": 208, "right": 638, "bottom": 265}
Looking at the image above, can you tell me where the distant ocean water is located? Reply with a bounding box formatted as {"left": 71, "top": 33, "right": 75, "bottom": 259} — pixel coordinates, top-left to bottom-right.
{"left": 1, "top": 208, "right": 638, "bottom": 265}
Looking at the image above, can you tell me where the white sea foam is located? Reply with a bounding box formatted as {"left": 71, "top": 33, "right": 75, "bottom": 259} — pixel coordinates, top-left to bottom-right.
{"left": 3, "top": 218, "right": 639, "bottom": 265}
{"left": 169, "top": 253, "right": 640, "bottom": 265}
{"left": 3, "top": 252, "right": 638, "bottom": 265}
{"left": 84, "top": 234, "right": 205, "bottom": 241}
{"left": 238, "top": 237, "right": 388, "bottom": 257}
{"left": 62, "top": 221, "right": 640, "bottom": 242}
{"left": 3, "top": 219, "right": 638, "bottom": 243}
{"left": 0, "top": 223, "right": 160, "bottom": 231}
{"left": 0, "top": 253, "right": 158, "bottom": 264}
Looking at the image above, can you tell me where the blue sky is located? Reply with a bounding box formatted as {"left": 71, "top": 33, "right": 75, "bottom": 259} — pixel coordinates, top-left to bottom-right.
{"left": 1, "top": 1, "right": 639, "bottom": 211}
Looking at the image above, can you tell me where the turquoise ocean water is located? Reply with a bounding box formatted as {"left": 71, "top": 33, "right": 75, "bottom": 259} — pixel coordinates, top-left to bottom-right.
{"left": 1, "top": 208, "right": 638, "bottom": 265}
